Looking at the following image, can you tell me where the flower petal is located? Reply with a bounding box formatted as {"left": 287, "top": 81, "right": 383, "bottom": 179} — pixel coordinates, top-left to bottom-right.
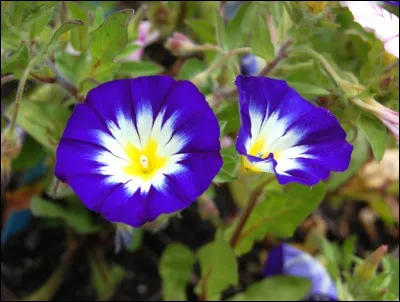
{"left": 265, "top": 243, "right": 339, "bottom": 300}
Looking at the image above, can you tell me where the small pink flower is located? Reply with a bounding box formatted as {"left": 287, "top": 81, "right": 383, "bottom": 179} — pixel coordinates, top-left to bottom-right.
{"left": 123, "top": 21, "right": 160, "bottom": 61}
{"left": 340, "top": 1, "right": 399, "bottom": 58}
{"left": 165, "top": 32, "right": 196, "bottom": 56}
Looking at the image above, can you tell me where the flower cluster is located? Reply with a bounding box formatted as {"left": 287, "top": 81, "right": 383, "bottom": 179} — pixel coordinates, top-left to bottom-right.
{"left": 56, "top": 75, "right": 352, "bottom": 227}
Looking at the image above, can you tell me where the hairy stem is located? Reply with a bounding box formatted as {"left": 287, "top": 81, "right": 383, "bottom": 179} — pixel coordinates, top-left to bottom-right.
{"left": 8, "top": 58, "right": 37, "bottom": 133}
{"left": 230, "top": 178, "right": 272, "bottom": 248}
{"left": 259, "top": 40, "right": 292, "bottom": 76}
{"left": 191, "top": 47, "right": 252, "bottom": 86}
{"left": 47, "top": 59, "right": 84, "bottom": 102}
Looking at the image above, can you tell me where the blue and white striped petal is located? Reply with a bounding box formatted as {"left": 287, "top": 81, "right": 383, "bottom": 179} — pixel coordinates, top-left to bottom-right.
{"left": 235, "top": 75, "right": 353, "bottom": 186}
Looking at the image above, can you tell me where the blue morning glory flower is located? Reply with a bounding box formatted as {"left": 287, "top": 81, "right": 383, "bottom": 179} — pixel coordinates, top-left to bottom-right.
{"left": 235, "top": 75, "right": 353, "bottom": 186}
{"left": 265, "top": 243, "right": 339, "bottom": 301}
{"left": 383, "top": 1, "right": 399, "bottom": 7}
{"left": 55, "top": 76, "right": 222, "bottom": 227}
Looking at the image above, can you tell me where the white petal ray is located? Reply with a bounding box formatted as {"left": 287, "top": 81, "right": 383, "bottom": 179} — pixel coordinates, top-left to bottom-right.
{"left": 275, "top": 158, "right": 303, "bottom": 174}
{"left": 257, "top": 112, "right": 292, "bottom": 153}
{"left": 276, "top": 145, "right": 315, "bottom": 160}
{"left": 249, "top": 103, "right": 264, "bottom": 145}
{"left": 136, "top": 100, "right": 153, "bottom": 148}
{"left": 163, "top": 132, "right": 188, "bottom": 156}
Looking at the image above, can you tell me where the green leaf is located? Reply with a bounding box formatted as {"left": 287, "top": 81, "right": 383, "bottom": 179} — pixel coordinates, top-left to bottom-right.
{"left": 1, "top": 17, "right": 23, "bottom": 50}
{"left": 197, "top": 231, "right": 238, "bottom": 300}
{"left": 185, "top": 19, "right": 216, "bottom": 44}
{"left": 326, "top": 132, "right": 369, "bottom": 191}
{"left": 229, "top": 276, "right": 312, "bottom": 301}
{"left": 227, "top": 183, "right": 326, "bottom": 256}
{"left": 225, "top": 3, "right": 250, "bottom": 49}
{"left": 216, "top": 101, "right": 241, "bottom": 134}
{"left": 386, "top": 256, "right": 399, "bottom": 297}
{"left": 219, "top": 120, "right": 228, "bottom": 137}
{"left": 214, "top": 9, "right": 227, "bottom": 50}
{"left": 287, "top": 82, "right": 331, "bottom": 98}
{"left": 47, "top": 20, "right": 84, "bottom": 48}
{"left": 54, "top": 51, "right": 77, "bottom": 82}
{"left": 12, "top": 135, "right": 44, "bottom": 170}
{"left": 360, "top": 40, "right": 384, "bottom": 85}
{"left": 342, "top": 235, "right": 357, "bottom": 271}
{"left": 5, "top": 101, "right": 69, "bottom": 152}
{"left": 319, "top": 237, "right": 341, "bottom": 281}
{"left": 118, "top": 61, "right": 164, "bottom": 77}
{"left": 114, "top": 43, "right": 141, "bottom": 60}
{"left": 356, "top": 113, "right": 387, "bottom": 162}
{"left": 90, "top": 9, "right": 133, "bottom": 61}
{"left": 31, "top": 196, "right": 100, "bottom": 234}
{"left": 90, "top": 6, "right": 104, "bottom": 32}
{"left": 30, "top": 9, "right": 53, "bottom": 39}
{"left": 1, "top": 45, "right": 28, "bottom": 78}
{"left": 178, "top": 58, "right": 205, "bottom": 80}
{"left": 86, "top": 60, "right": 120, "bottom": 83}
{"left": 66, "top": 2, "right": 88, "bottom": 52}
{"left": 160, "top": 244, "right": 196, "bottom": 301}
{"left": 251, "top": 13, "right": 275, "bottom": 61}
{"left": 214, "top": 146, "right": 239, "bottom": 183}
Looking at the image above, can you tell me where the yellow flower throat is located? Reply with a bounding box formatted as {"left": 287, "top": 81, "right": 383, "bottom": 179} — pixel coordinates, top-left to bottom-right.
{"left": 123, "top": 138, "right": 168, "bottom": 180}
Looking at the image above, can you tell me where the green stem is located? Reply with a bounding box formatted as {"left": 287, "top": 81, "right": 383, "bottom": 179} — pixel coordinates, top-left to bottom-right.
{"left": 8, "top": 58, "right": 37, "bottom": 134}
{"left": 230, "top": 178, "right": 272, "bottom": 248}
{"left": 191, "top": 47, "right": 251, "bottom": 86}
{"left": 295, "top": 46, "right": 364, "bottom": 98}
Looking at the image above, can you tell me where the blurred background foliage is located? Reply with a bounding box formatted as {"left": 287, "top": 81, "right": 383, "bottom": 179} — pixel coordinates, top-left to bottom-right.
{"left": 1, "top": 1, "right": 399, "bottom": 301}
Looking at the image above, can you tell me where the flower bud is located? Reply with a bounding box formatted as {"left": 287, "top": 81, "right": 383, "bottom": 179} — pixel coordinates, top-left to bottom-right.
{"left": 359, "top": 97, "right": 399, "bottom": 144}
{"left": 114, "top": 223, "right": 135, "bottom": 254}
{"left": 165, "top": 32, "right": 197, "bottom": 56}
{"left": 143, "top": 214, "right": 169, "bottom": 233}
{"left": 354, "top": 245, "right": 388, "bottom": 282}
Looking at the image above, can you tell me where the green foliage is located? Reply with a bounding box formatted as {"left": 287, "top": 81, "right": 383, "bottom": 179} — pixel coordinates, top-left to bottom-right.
{"left": 5, "top": 101, "right": 69, "bottom": 153}
{"left": 196, "top": 231, "right": 239, "bottom": 300}
{"left": 357, "top": 113, "right": 388, "bottom": 162}
{"left": 251, "top": 13, "right": 275, "bottom": 61}
{"left": 229, "top": 276, "right": 312, "bottom": 301}
{"left": 31, "top": 196, "right": 100, "bottom": 234}
{"left": 1, "top": 45, "right": 29, "bottom": 78}
{"left": 160, "top": 244, "right": 196, "bottom": 301}
{"left": 214, "top": 146, "right": 239, "bottom": 183}
{"left": 227, "top": 183, "right": 326, "bottom": 256}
